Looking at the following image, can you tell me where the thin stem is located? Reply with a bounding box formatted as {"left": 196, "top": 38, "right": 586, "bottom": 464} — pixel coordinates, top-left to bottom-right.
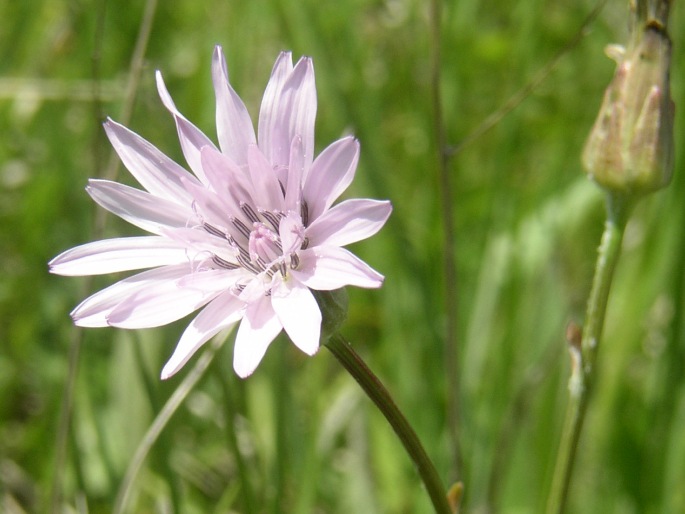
{"left": 429, "top": 0, "right": 462, "bottom": 479}
{"left": 325, "top": 334, "right": 453, "bottom": 514}
{"left": 447, "top": 0, "right": 608, "bottom": 157}
{"left": 545, "top": 193, "right": 632, "bottom": 514}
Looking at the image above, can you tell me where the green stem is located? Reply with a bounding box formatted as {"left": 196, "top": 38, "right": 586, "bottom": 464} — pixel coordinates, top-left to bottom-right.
{"left": 545, "top": 193, "right": 632, "bottom": 514}
{"left": 325, "top": 333, "right": 453, "bottom": 514}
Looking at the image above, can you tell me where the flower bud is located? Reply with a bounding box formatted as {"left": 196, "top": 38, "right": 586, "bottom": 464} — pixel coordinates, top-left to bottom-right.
{"left": 582, "top": 21, "right": 674, "bottom": 196}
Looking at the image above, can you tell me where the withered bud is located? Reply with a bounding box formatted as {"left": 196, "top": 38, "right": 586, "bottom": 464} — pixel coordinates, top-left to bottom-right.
{"left": 582, "top": 21, "right": 674, "bottom": 196}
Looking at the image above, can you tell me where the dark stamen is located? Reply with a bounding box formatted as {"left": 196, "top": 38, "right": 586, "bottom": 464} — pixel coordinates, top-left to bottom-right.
{"left": 301, "top": 200, "right": 309, "bottom": 227}
{"left": 241, "top": 202, "right": 260, "bottom": 223}
{"left": 290, "top": 253, "right": 300, "bottom": 269}
{"left": 230, "top": 217, "right": 251, "bottom": 239}
{"left": 212, "top": 255, "right": 240, "bottom": 270}
{"left": 203, "top": 222, "right": 226, "bottom": 238}
{"left": 260, "top": 210, "right": 281, "bottom": 231}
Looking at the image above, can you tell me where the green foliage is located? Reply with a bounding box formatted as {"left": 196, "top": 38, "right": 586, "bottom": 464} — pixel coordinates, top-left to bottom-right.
{"left": 1, "top": 0, "right": 683, "bottom": 512}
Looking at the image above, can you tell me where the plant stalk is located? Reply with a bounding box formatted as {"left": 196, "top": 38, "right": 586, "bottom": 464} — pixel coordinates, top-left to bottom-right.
{"left": 325, "top": 333, "right": 453, "bottom": 514}
{"left": 545, "top": 193, "right": 632, "bottom": 514}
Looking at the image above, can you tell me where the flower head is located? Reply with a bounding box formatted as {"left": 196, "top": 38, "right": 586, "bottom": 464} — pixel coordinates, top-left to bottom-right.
{"left": 50, "top": 47, "right": 392, "bottom": 378}
{"left": 582, "top": 20, "right": 674, "bottom": 196}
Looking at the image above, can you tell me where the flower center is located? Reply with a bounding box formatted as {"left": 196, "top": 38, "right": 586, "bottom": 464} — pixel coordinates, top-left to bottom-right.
{"left": 205, "top": 201, "right": 307, "bottom": 283}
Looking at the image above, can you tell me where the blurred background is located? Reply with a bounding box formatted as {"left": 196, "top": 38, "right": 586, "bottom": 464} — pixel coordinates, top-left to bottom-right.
{"left": 1, "top": 0, "right": 683, "bottom": 512}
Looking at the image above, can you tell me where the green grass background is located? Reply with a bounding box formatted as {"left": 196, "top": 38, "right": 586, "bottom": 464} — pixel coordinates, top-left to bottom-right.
{"left": 1, "top": 0, "right": 684, "bottom": 512}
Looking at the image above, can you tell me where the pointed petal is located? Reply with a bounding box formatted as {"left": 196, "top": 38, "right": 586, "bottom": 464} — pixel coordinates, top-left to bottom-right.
{"left": 161, "top": 291, "right": 244, "bottom": 379}
{"left": 303, "top": 137, "right": 359, "bottom": 222}
{"left": 104, "top": 118, "right": 198, "bottom": 203}
{"left": 156, "top": 70, "right": 216, "bottom": 184}
{"left": 306, "top": 199, "right": 392, "bottom": 247}
{"left": 233, "top": 295, "right": 282, "bottom": 378}
{"left": 49, "top": 236, "right": 188, "bottom": 276}
{"left": 212, "top": 46, "right": 256, "bottom": 166}
{"left": 259, "top": 56, "right": 316, "bottom": 171}
{"left": 87, "top": 179, "right": 194, "bottom": 235}
{"left": 106, "top": 270, "right": 221, "bottom": 329}
{"left": 272, "top": 280, "right": 321, "bottom": 356}
{"left": 291, "top": 246, "right": 384, "bottom": 290}
{"left": 258, "top": 51, "right": 294, "bottom": 163}
{"left": 71, "top": 264, "right": 192, "bottom": 327}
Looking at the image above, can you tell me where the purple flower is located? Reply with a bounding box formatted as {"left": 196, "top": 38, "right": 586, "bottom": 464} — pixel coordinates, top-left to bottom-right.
{"left": 50, "top": 47, "right": 392, "bottom": 378}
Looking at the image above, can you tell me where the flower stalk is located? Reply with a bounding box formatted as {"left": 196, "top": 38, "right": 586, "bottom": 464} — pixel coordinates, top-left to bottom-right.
{"left": 545, "top": 193, "right": 631, "bottom": 514}
{"left": 325, "top": 333, "right": 454, "bottom": 514}
{"left": 547, "top": 1, "right": 674, "bottom": 511}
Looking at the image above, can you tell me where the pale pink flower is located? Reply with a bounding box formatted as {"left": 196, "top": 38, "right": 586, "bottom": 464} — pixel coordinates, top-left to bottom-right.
{"left": 50, "top": 47, "right": 391, "bottom": 379}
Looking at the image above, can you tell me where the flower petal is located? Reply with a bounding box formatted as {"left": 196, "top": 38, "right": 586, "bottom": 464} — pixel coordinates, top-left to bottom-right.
{"left": 159, "top": 226, "right": 239, "bottom": 264}
{"left": 284, "top": 136, "right": 304, "bottom": 211}
{"left": 87, "top": 179, "right": 194, "bottom": 235}
{"left": 258, "top": 51, "right": 293, "bottom": 163}
{"left": 259, "top": 56, "right": 316, "bottom": 171}
{"left": 247, "top": 144, "right": 284, "bottom": 212}
{"left": 200, "top": 146, "right": 254, "bottom": 214}
{"left": 104, "top": 118, "right": 198, "bottom": 203}
{"left": 161, "top": 290, "right": 245, "bottom": 379}
{"left": 49, "top": 236, "right": 189, "bottom": 276}
{"left": 156, "top": 70, "right": 216, "bottom": 184}
{"left": 106, "top": 271, "right": 221, "bottom": 329}
{"left": 272, "top": 279, "right": 321, "bottom": 356}
{"left": 303, "top": 137, "right": 359, "bottom": 222}
{"left": 71, "top": 264, "right": 192, "bottom": 327}
{"left": 233, "top": 295, "right": 282, "bottom": 378}
{"left": 177, "top": 268, "right": 244, "bottom": 291}
{"left": 306, "top": 199, "right": 392, "bottom": 247}
{"left": 212, "top": 46, "right": 256, "bottom": 166}
{"left": 292, "top": 246, "right": 384, "bottom": 290}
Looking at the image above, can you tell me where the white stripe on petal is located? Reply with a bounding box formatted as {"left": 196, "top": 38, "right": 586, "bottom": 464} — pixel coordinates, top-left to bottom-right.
{"left": 104, "top": 118, "right": 198, "bottom": 203}
{"left": 291, "top": 246, "right": 384, "bottom": 290}
{"left": 303, "top": 137, "right": 359, "bottom": 222}
{"left": 87, "top": 180, "right": 193, "bottom": 235}
{"left": 71, "top": 264, "right": 192, "bottom": 327}
{"left": 272, "top": 280, "right": 321, "bottom": 356}
{"left": 233, "top": 295, "right": 282, "bottom": 378}
{"left": 106, "top": 271, "right": 221, "bottom": 329}
{"left": 49, "top": 236, "right": 188, "bottom": 276}
{"left": 306, "top": 199, "right": 392, "bottom": 247}
{"left": 155, "top": 71, "right": 216, "bottom": 184}
{"left": 161, "top": 290, "right": 245, "bottom": 379}
{"left": 212, "top": 46, "right": 256, "bottom": 167}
